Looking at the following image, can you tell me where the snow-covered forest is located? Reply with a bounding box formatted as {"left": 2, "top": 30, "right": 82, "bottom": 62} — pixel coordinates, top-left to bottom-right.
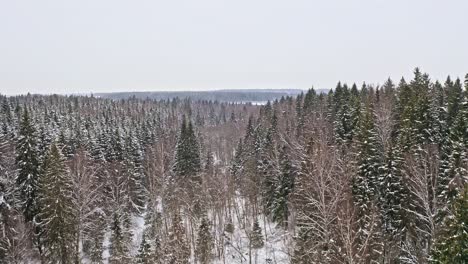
{"left": 0, "top": 68, "right": 467, "bottom": 263}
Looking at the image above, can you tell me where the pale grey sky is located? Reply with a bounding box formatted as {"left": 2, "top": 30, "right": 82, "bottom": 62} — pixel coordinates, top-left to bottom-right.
{"left": 0, "top": 0, "right": 467, "bottom": 95}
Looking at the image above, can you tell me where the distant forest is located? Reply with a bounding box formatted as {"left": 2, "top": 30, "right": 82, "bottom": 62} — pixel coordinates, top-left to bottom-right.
{"left": 95, "top": 89, "right": 308, "bottom": 102}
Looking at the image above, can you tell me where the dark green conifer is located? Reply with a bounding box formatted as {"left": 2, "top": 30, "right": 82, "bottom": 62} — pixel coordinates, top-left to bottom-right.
{"left": 196, "top": 215, "right": 213, "bottom": 264}
{"left": 15, "top": 108, "right": 40, "bottom": 222}
{"left": 38, "top": 143, "right": 77, "bottom": 263}
{"left": 431, "top": 186, "right": 468, "bottom": 264}
{"left": 250, "top": 219, "right": 264, "bottom": 249}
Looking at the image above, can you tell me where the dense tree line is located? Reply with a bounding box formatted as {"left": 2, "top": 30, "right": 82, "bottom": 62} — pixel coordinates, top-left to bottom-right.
{"left": 96, "top": 89, "right": 304, "bottom": 103}
{"left": 0, "top": 68, "right": 466, "bottom": 263}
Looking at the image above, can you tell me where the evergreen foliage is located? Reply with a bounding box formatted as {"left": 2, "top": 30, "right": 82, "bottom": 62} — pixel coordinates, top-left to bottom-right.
{"left": 173, "top": 117, "right": 201, "bottom": 179}
{"left": 109, "top": 212, "right": 131, "bottom": 264}
{"left": 196, "top": 215, "right": 213, "bottom": 264}
{"left": 271, "top": 145, "right": 294, "bottom": 226}
{"left": 431, "top": 185, "right": 468, "bottom": 263}
{"left": 250, "top": 219, "right": 264, "bottom": 249}
{"left": 15, "top": 109, "right": 41, "bottom": 222}
{"left": 165, "top": 212, "right": 190, "bottom": 264}
{"left": 0, "top": 69, "right": 467, "bottom": 263}
{"left": 38, "top": 143, "right": 77, "bottom": 263}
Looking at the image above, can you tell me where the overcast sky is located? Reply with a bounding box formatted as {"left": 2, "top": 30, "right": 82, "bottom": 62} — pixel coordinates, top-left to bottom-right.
{"left": 0, "top": 0, "right": 467, "bottom": 95}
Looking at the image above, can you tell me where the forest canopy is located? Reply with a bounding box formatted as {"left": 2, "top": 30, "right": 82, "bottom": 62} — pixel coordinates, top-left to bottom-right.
{"left": 0, "top": 68, "right": 467, "bottom": 263}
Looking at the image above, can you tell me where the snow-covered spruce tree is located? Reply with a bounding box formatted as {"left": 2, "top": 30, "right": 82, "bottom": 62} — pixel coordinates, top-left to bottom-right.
{"left": 0, "top": 97, "right": 13, "bottom": 137}
{"left": 430, "top": 185, "right": 468, "bottom": 264}
{"left": 259, "top": 128, "right": 278, "bottom": 216}
{"left": 15, "top": 108, "right": 41, "bottom": 223}
{"left": 238, "top": 118, "right": 266, "bottom": 210}
{"left": 302, "top": 87, "right": 317, "bottom": 117}
{"left": 224, "top": 218, "right": 234, "bottom": 234}
{"left": 58, "top": 129, "right": 74, "bottom": 158}
{"left": 396, "top": 69, "right": 434, "bottom": 150}
{"left": 135, "top": 204, "right": 162, "bottom": 264}
{"left": 109, "top": 128, "right": 125, "bottom": 162}
{"left": 0, "top": 133, "right": 18, "bottom": 262}
{"left": 410, "top": 69, "right": 435, "bottom": 146}
{"left": 381, "top": 145, "right": 407, "bottom": 261}
{"left": 436, "top": 140, "right": 453, "bottom": 222}
{"left": 37, "top": 125, "right": 52, "bottom": 166}
{"left": 196, "top": 215, "right": 213, "bottom": 264}
{"left": 445, "top": 77, "right": 464, "bottom": 127}
{"left": 351, "top": 102, "right": 385, "bottom": 262}
{"left": 172, "top": 117, "right": 203, "bottom": 215}
{"left": 87, "top": 214, "right": 106, "bottom": 264}
{"left": 125, "top": 132, "right": 146, "bottom": 215}
{"left": 230, "top": 138, "right": 244, "bottom": 187}
{"left": 428, "top": 80, "right": 447, "bottom": 146}
{"left": 295, "top": 92, "right": 304, "bottom": 138}
{"left": 436, "top": 83, "right": 467, "bottom": 221}
{"left": 271, "top": 145, "right": 294, "bottom": 227}
{"left": 164, "top": 211, "right": 190, "bottom": 264}
{"left": 436, "top": 107, "right": 467, "bottom": 216}
{"left": 291, "top": 229, "right": 312, "bottom": 264}
{"left": 204, "top": 148, "right": 214, "bottom": 175}
{"left": 108, "top": 212, "right": 132, "bottom": 264}
{"left": 250, "top": 218, "right": 264, "bottom": 249}
{"left": 333, "top": 83, "right": 353, "bottom": 144}
{"left": 136, "top": 228, "right": 153, "bottom": 264}
{"left": 91, "top": 131, "right": 107, "bottom": 162}
{"left": 172, "top": 117, "right": 201, "bottom": 181}
{"left": 37, "top": 143, "right": 77, "bottom": 263}
{"left": 446, "top": 102, "right": 468, "bottom": 197}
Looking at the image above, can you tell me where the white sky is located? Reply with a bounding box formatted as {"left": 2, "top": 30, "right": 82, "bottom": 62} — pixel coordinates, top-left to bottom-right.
{"left": 0, "top": 0, "right": 467, "bottom": 95}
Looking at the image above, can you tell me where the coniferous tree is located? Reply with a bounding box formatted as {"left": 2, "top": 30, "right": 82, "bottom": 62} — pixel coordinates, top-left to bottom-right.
{"left": 109, "top": 212, "right": 131, "bottom": 264}
{"left": 352, "top": 103, "right": 385, "bottom": 262}
{"left": 430, "top": 185, "right": 468, "bottom": 264}
{"left": 230, "top": 138, "right": 244, "bottom": 187}
{"left": 196, "top": 215, "right": 213, "bottom": 264}
{"left": 250, "top": 219, "right": 264, "bottom": 249}
{"left": 126, "top": 132, "right": 146, "bottom": 214}
{"left": 291, "top": 229, "right": 312, "bottom": 264}
{"left": 15, "top": 109, "right": 40, "bottom": 223}
{"left": 271, "top": 145, "right": 294, "bottom": 227}
{"left": 296, "top": 93, "right": 305, "bottom": 137}
{"left": 0, "top": 69, "right": 467, "bottom": 264}
{"left": 0, "top": 133, "right": 18, "bottom": 262}
{"left": 382, "top": 146, "right": 406, "bottom": 234}
{"left": 136, "top": 229, "right": 153, "bottom": 264}
{"left": 37, "top": 143, "right": 77, "bottom": 263}
{"left": 446, "top": 77, "right": 463, "bottom": 127}
{"left": 87, "top": 215, "right": 106, "bottom": 264}
{"left": 164, "top": 212, "right": 190, "bottom": 264}
{"left": 173, "top": 117, "right": 201, "bottom": 180}
{"left": 333, "top": 83, "right": 354, "bottom": 143}
{"left": 139, "top": 208, "right": 163, "bottom": 264}
{"left": 380, "top": 145, "right": 407, "bottom": 261}
{"left": 260, "top": 128, "right": 278, "bottom": 215}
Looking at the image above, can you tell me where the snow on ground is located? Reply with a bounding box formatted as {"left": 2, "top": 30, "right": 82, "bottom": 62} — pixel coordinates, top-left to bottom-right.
{"left": 212, "top": 195, "right": 292, "bottom": 264}
{"left": 102, "top": 230, "right": 110, "bottom": 264}
{"left": 215, "top": 216, "right": 291, "bottom": 264}
{"left": 101, "top": 214, "right": 145, "bottom": 264}
{"left": 131, "top": 214, "right": 146, "bottom": 255}
{"left": 98, "top": 197, "right": 291, "bottom": 264}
